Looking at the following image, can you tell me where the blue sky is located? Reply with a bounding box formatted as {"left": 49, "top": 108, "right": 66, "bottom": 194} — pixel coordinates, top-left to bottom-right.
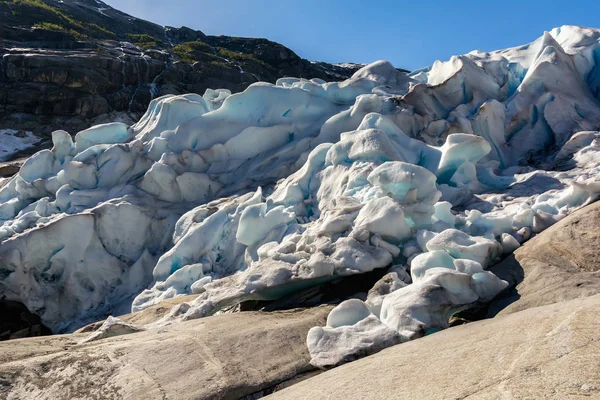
{"left": 103, "top": 0, "right": 600, "bottom": 71}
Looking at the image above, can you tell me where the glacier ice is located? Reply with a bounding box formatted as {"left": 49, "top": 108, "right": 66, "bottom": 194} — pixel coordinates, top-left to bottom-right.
{"left": 380, "top": 268, "right": 480, "bottom": 340}
{"left": 307, "top": 305, "right": 401, "bottom": 368}
{"left": 365, "top": 268, "right": 409, "bottom": 317}
{"left": 425, "top": 229, "right": 502, "bottom": 267}
{"left": 0, "top": 26, "right": 599, "bottom": 367}
{"left": 326, "top": 298, "right": 373, "bottom": 328}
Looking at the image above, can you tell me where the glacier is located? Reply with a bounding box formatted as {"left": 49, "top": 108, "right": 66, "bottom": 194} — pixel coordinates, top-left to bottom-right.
{"left": 0, "top": 26, "right": 600, "bottom": 365}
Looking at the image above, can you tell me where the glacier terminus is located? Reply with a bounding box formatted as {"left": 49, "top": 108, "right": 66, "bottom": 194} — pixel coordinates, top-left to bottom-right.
{"left": 1, "top": 25, "right": 600, "bottom": 365}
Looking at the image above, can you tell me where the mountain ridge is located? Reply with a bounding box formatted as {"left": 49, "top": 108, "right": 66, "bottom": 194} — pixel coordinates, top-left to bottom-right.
{"left": 0, "top": 0, "right": 401, "bottom": 140}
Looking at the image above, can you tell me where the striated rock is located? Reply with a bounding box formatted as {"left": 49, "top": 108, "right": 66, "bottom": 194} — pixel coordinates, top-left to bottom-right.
{"left": 267, "top": 201, "right": 600, "bottom": 399}
{"left": 75, "top": 294, "right": 199, "bottom": 333}
{"left": 488, "top": 200, "right": 600, "bottom": 316}
{"left": 268, "top": 294, "right": 600, "bottom": 400}
{"left": 0, "top": 305, "right": 332, "bottom": 400}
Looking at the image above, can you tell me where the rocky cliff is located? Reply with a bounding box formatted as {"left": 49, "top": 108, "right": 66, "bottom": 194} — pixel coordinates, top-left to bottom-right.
{"left": 0, "top": 0, "right": 374, "bottom": 138}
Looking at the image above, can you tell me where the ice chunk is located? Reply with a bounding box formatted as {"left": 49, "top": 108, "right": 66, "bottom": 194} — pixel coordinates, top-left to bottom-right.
{"left": 330, "top": 237, "right": 393, "bottom": 275}
{"left": 437, "top": 134, "right": 492, "bottom": 183}
{"left": 380, "top": 268, "right": 479, "bottom": 341}
{"left": 176, "top": 173, "right": 224, "bottom": 202}
{"left": 367, "top": 162, "right": 441, "bottom": 227}
{"left": 190, "top": 275, "right": 212, "bottom": 294}
{"left": 470, "top": 271, "right": 509, "bottom": 301}
{"left": 202, "top": 89, "right": 231, "bottom": 111}
{"left": 426, "top": 229, "right": 502, "bottom": 267}
{"left": 353, "top": 196, "right": 411, "bottom": 243}
{"left": 371, "top": 234, "right": 401, "bottom": 257}
{"left": 465, "top": 209, "right": 514, "bottom": 236}
{"left": 132, "top": 94, "right": 210, "bottom": 142}
{"left": 326, "top": 299, "right": 372, "bottom": 328}
{"left": 410, "top": 250, "right": 456, "bottom": 282}
{"left": 433, "top": 201, "right": 456, "bottom": 227}
{"left": 236, "top": 202, "right": 296, "bottom": 246}
{"left": 75, "top": 122, "right": 132, "bottom": 153}
{"left": 453, "top": 259, "right": 484, "bottom": 275}
{"left": 78, "top": 316, "right": 144, "bottom": 344}
{"left": 51, "top": 130, "right": 74, "bottom": 158}
{"left": 500, "top": 233, "right": 521, "bottom": 254}
{"left": 416, "top": 229, "right": 438, "bottom": 251}
{"left": 307, "top": 314, "right": 401, "bottom": 368}
{"left": 138, "top": 163, "right": 182, "bottom": 202}
{"left": 366, "top": 271, "right": 408, "bottom": 317}
{"left": 402, "top": 240, "right": 420, "bottom": 259}
{"left": 368, "top": 162, "right": 439, "bottom": 204}
{"left": 555, "top": 131, "right": 600, "bottom": 164}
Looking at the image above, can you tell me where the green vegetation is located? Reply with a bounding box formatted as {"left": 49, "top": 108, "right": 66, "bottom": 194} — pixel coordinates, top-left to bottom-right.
{"left": 2, "top": 1, "right": 119, "bottom": 40}
{"left": 8, "top": 0, "right": 84, "bottom": 29}
{"left": 33, "top": 22, "right": 64, "bottom": 31}
{"left": 33, "top": 22, "right": 87, "bottom": 40}
{"left": 32, "top": 21, "right": 118, "bottom": 40}
{"left": 126, "top": 33, "right": 162, "bottom": 49}
{"left": 209, "top": 60, "right": 230, "bottom": 69}
{"left": 86, "top": 23, "right": 117, "bottom": 40}
{"left": 172, "top": 41, "right": 214, "bottom": 63}
{"left": 95, "top": 45, "right": 107, "bottom": 56}
{"left": 171, "top": 41, "right": 267, "bottom": 68}
{"left": 215, "top": 36, "right": 263, "bottom": 44}
{"left": 126, "top": 33, "right": 159, "bottom": 43}
{"left": 216, "top": 47, "right": 265, "bottom": 65}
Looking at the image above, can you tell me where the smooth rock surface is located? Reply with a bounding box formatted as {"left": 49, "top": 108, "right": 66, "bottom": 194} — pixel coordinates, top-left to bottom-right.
{"left": 268, "top": 294, "right": 600, "bottom": 400}
{"left": 488, "top": 200, "right": 600, "bottom": 316}
{"left": 0, "top": 306, "right": 331, "bottom": 400}
{"left": 75, "top": 294, "right": 198, "bottom": 333}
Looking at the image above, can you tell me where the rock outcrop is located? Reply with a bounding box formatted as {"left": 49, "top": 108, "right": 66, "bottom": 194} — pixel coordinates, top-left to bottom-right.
{"left": 488, "top": 200, "right": 600, "bottom": 316}
{"left": 0, "top": 0, "right": 371, "bottom": 138}
{"left": 0, "top": 306, "right": 331, "bottom": 400}
{"left": 269, "top": 294, "right": 600, "bottom": 400}
{"left": 267, "top": 199, "right": 600, "bottom": 399}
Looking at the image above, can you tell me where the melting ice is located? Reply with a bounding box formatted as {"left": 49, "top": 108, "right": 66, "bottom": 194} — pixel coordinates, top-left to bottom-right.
{"left": 0, "top": 27, "right": 600, "bottom": 363}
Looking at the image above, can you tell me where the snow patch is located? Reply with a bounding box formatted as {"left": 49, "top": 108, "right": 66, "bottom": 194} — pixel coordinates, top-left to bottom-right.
{"left": 0, "top": 129, "right": 40, "bottom": 161}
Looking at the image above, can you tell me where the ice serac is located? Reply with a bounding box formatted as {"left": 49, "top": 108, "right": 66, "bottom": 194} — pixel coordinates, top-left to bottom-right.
{"left": 0, "top": 27, "right": 599, "bottom": 356}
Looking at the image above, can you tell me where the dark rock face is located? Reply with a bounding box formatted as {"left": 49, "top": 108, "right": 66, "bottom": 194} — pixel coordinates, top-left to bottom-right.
{"left": 0, "top": 300, "right": 52, "bottom": 340}
{"left": 0, "top": 0, "right": 370, "bottom": 138}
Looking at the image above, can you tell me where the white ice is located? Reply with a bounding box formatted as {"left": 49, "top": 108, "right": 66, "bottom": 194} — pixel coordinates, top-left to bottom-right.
{"left": 0, "top": 129, "right": 40, "bottom": 161}
{"left": 0, "top": 26, "right": 599, "bottom": 362}
{"left": 307, "top": 299, "right": 401, "bottom": 368}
